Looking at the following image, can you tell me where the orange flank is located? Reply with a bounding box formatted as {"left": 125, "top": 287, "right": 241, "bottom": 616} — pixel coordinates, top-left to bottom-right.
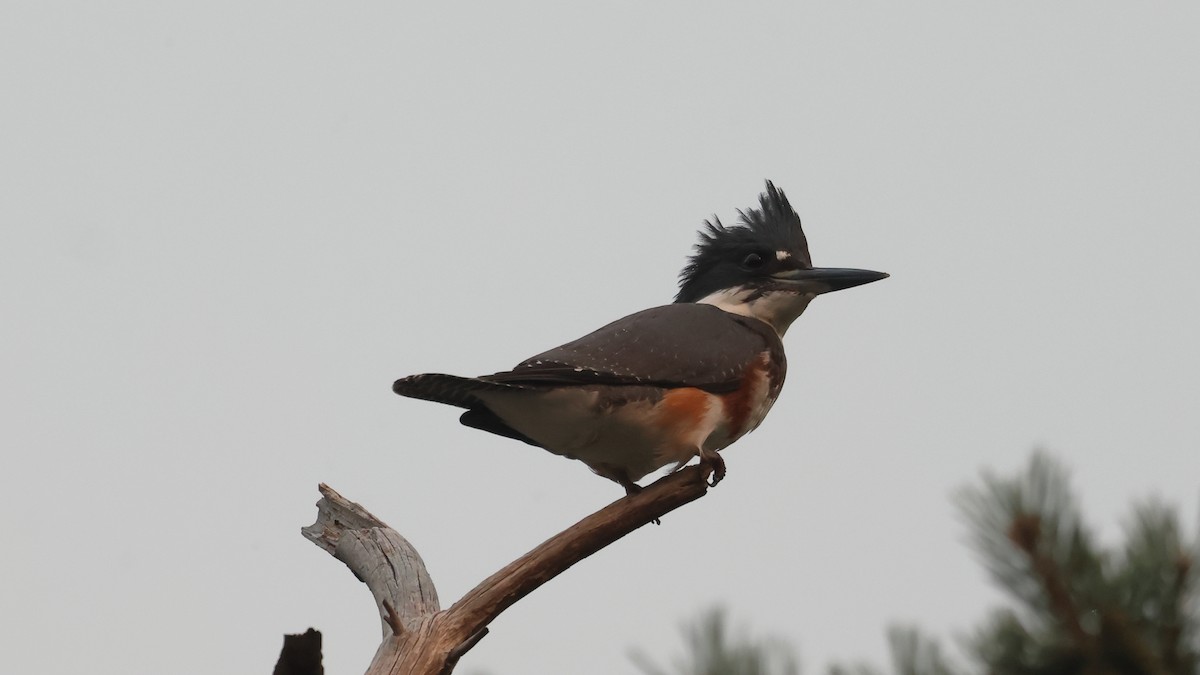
{"left": 654, "top": 387, "right": 716, "bottom": 432}
{"left": 719, "top": 362, "right": 769, "bottom": 438}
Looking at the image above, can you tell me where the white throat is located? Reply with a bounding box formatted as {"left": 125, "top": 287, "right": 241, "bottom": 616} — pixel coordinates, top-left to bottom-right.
{"left": 696, "top": 286, "right": 815, "bottom": 336}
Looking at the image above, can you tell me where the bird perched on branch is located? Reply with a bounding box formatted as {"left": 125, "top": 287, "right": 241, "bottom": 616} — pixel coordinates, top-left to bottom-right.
{"left": 393, "top": 181, "right": 887, "bottom": 493}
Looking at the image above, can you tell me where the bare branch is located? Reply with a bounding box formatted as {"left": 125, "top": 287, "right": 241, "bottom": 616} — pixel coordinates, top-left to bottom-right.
{"left": 302, "top": 483, "right": 440, "bottom": 637}
{"left": 443, "top": 628, "right": 489, "bottom": 675}
{"left": 301, "top": 463, "right": 713, "bottom": 674}
{"left": 444, "top": 464, "right": 711, "bottom": 637}
{"left": 301, "top": 484, "right": 386, "bottom": 546}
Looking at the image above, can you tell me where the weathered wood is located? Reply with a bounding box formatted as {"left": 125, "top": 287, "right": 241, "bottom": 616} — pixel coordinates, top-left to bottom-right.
{"left": 302, "top": 464, "right": 713, "bottom": 675}
{"left": 301, "top": 484, "right": 440, "bottom": 637}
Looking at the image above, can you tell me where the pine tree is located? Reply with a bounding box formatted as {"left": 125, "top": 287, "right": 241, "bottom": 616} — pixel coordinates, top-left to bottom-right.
{"left": 630, "top": 607, "right": 801, "bottom": 675}
{"left": 956, "top": 451, "right": 1197, "bottom": 675}
{"left": 631, "top": 452, "right": 1198, "bottom": 675}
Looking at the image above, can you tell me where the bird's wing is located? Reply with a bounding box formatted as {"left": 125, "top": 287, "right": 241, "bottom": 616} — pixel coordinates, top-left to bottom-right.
{"left": 484, "top": 303, "right": 781, "bottom": 393}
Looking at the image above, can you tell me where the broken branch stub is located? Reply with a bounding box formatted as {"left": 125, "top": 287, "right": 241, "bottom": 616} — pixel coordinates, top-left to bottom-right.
{"left": 301, "top": 464, "right": 712, "bottom": 674}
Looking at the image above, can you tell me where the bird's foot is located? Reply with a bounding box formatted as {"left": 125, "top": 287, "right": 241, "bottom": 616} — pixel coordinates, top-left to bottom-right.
{"left": 698, "top": 448, "right": 726, "bottom": 487}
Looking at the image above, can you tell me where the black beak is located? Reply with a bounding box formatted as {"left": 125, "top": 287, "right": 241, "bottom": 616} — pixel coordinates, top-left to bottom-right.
{"left": 771, "top": 267, "right": 889, "bottom": 295}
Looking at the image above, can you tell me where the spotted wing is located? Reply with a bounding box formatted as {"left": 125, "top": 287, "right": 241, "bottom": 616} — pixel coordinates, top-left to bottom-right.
{"left": 484, "top": 303, "right": 783, "bottom": 394}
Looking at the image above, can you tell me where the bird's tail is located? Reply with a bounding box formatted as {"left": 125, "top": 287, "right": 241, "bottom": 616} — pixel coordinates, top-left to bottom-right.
{"left": 392, "top": 373, "right": 530, "bottom": 409}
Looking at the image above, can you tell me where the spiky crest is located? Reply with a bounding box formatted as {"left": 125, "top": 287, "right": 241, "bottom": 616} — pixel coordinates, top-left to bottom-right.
{"left": 675, "top": 181, "right": 812, "bottom": 303}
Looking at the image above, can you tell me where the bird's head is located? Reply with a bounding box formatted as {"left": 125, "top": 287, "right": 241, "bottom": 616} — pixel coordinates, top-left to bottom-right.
{"left": 674, "top": 181, "right": 887, "bottom": 335}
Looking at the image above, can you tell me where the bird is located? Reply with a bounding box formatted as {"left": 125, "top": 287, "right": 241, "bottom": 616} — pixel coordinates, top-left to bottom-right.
{"left": 393, "top": 181, "right": 887, "bottom": 494}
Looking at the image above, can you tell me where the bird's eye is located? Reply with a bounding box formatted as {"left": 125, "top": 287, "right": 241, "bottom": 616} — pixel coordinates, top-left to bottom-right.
{"left": 741, "top": 253, "right": 765, "bottom": 270}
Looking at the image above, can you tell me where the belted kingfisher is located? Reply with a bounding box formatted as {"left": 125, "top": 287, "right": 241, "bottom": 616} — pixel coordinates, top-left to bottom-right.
{"left": 393, "top": 181, "right": 887, "bottom": 493}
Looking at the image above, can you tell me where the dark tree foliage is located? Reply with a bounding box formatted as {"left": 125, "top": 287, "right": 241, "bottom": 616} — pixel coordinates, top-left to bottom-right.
{"left": 631, "top": 452, "right": 1197, "bottom": 675}
{"left": 954, "top": 451, "right": 1197, "bottom": 675}
{"left": 630, "top": 607, "right": 801, "bottom": 675}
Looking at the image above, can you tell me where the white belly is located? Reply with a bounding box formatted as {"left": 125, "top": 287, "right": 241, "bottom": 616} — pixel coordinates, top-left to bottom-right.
{"left": 477, "top": 387, "right": 728, "bottom": 482}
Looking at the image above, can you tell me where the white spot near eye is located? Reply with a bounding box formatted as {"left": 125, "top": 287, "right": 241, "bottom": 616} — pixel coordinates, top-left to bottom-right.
{"left": 776, "top": 250, "right": 791, "bottom": 261}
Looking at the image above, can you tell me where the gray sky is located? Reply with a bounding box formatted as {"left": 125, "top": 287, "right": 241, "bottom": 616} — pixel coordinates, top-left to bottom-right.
{"left": 3, "top": 3, "right": 1198, "bottom": 674}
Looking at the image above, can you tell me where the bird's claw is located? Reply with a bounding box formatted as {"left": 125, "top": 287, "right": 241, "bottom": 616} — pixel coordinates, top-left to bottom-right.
{"left": 698, "top": 448, "right": 726, "bottom": 487}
